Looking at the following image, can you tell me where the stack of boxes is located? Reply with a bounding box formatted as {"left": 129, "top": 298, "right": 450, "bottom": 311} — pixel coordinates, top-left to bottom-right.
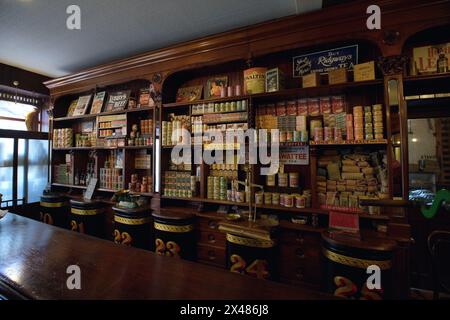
{"left": 162, "top": 115, "right": 190, "bottom": 146}
{"left": 163, "top": 171, "right": 197, "bottom": 198}
{"left": 128, "top": 174, "right": 152, "bottom": 193}
{"left": 316, "top": 152, "right": 389, "bottom": 212}
{"left": 53, "top": 128, "right": 73, "bottom": 148}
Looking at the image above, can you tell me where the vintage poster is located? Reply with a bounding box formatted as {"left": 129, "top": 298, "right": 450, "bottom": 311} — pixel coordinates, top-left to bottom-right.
{"left": 293, "top": 45, "right": 358, "bottom": 78}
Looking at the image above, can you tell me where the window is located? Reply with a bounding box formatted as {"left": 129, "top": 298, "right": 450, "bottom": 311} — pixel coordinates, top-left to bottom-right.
{"left": 0, "top": 100, "right": 40, "bottom": 131}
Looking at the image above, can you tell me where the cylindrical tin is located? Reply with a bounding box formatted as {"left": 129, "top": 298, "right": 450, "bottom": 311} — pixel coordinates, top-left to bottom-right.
{"left": 152, "top": 211, "right": 196, "bottom": 260}
{"left": 284, "top": 194, "right": 294, "bottom": 207}
{"left": 266, "top": 174, "right": 276, "bottom": 187}
{"left": 264, "top": 192, "right": 272, "bottom": 205}
{"left": 40, "top": 193, "right": 69, "bottom": 228}
{"left": 226, "top": 233, "right": 277, "bottom": 280}
{"left": 322, "top": 232, "right": 395, "bottom": 299}
{"left": 278, "top": 173, "right": 288, "bottom": 187}
{"left": 113, "top": 206, "right": 153, "bottom": 250}
{"left": 289, "top": 172, "right": 299, "bottom": 188}
{"left": 69, "top": 199, "right": 106, "bottom": 238}
{"left": 272, "top": 192, "right": 280, "bottom": 206}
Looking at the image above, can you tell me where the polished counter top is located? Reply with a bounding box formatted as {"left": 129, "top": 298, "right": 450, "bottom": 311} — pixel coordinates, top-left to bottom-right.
{"left": 0, "top": 213, "right": 333, "bottom": 300}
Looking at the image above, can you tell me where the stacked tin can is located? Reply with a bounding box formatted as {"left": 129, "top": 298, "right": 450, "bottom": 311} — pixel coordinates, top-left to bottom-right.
{"left": 346, "top": 114, "right": 354, "bottom": 141}
{"left": 353, "top": 106, "right": 364, "bottom": 140}
{"left": 364, "top": 106, "right": 374, "bottom": 140}
{"left": 53, "top": 128, "right": 73, "bottom": 148}
{"left": 372, "top": 104, "right": 384, "bottom": 139}
{"left": 99, "top": 168, "right": 123, "bottom": 190}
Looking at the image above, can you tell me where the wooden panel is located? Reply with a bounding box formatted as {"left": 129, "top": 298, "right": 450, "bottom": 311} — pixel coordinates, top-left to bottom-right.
{"left": 197, "top": 229, "right": 226, "bottom": 247}
{"left": 196, "top": 243, "right": 226, "bottom": 268}
{"left": 8, "top": 214, "right": 338, "bottom": 300}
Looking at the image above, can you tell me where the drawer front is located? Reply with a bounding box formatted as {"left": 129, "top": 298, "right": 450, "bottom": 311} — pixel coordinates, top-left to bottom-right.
{"left": 278, "top": 244, "right": 321, "bottom": 284}
{"left": 197, "top": 230, "right": 226, "bottom": 247}
{"left": 197, "top": 217, "right": 221, "bottom": 232}
{"left": 278, "top": 229, "right": 320, "bottom": 246}
{"left": 197, "top": 243, "right": 226, "bottom": 267}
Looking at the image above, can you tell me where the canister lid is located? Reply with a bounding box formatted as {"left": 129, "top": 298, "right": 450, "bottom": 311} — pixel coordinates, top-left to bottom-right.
{"left": 41, "top": 193, "right": 67, "bottom": 203}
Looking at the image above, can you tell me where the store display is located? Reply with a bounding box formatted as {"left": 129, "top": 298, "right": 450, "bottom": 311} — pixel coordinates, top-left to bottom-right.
{"left": 99, "top": 150, "right": 124, "bottom": 190}
{"left": 316, "top": 151, "right": 388, "bottom": 212}
{"left": 265, "top": 68, "right": 285, "bottom": 92}
{"left": 90, "top": 92, "right": 106, "bottom": 114}
{"left": 128, "top": 174, "right": 152, "bottom": 193}
{"left": 353, "top": 61, "right": 376, "bottom": 82}
{"left": 53, "top": 128, "right": 73, "bottom": 148}
{"left": 205, "top": 77, "right": 228, "bottom": 99}
{"left": 104, "top": 91, "right": 131, "bottom": 112}
{"left": 243, "top": 67, "right": 267, "bottom": 94}
{"left": 163, "top": 171, "right": 197, "bottom": 198}
{"left": 175, "top": 85, "right": 203, "bottom": 102}
{"left": 72, "top": 94, "right": 92, "bottom": 116}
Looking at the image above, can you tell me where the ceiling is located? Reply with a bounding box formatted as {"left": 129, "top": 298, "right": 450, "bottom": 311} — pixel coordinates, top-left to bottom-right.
{"left": 0, "top": 0, "right": 324, "bottom": 78}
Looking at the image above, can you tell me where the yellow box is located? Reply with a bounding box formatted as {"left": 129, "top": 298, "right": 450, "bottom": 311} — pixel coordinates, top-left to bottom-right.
{"left": 354, "top": 61, "right": 376, "bottom": 82}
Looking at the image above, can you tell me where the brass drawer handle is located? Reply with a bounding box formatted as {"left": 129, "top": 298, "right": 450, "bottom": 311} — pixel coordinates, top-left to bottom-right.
{"left": 208, "top": 220, "right": 217, "bottom": 229}
{"left": 295, "top": 248, "right": 305, "bottom": 259}
{"left": 208, "top": 250, "right": 216, "bottom": 260}
{"left": 207, "top": 234, "right": 216, "bottom": 243}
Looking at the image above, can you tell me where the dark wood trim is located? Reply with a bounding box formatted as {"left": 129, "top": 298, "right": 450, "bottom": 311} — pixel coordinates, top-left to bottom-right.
{"left": 0, "top": 129, "right": 48, "bottom": 140}
{"left": 44, "top": 0, "right": 450, "bottom": 96}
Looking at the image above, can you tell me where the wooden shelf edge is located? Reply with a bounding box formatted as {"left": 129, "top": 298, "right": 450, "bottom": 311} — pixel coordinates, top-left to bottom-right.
{"left": 53, "top": 106, "right": 154, "bottom": 122}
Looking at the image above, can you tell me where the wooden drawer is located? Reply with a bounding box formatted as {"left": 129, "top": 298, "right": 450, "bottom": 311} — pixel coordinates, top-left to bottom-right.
{"left": 278, "top": 229, "right": 321, "bottom": 246}
{"left": 197, "top": 243, "right": 226, "bottom": 267}
{"left": 196, "top": 217, "right": 221, "bottom": 232}
{"left": 278, "top": 244, "right": 321, "bottom": 285}
{"left": 197, "top": 230, "right": 226, "bottom": 247}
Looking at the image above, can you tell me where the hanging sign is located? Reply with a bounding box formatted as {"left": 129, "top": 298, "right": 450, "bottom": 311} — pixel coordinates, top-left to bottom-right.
{"left": 293, "top": 45, "right": 358, "bottom": 78}
{"left": 279, "top": 146, "right": 309, "bottom": 165}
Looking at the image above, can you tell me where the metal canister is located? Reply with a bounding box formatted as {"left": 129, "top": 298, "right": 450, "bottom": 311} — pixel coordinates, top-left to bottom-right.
{"left": 113, "top": 206, "right": 153, "bottom": 250}
{"left": 69, "top": 199, "right": 106, "bottom": 238}
{"left": 266, "top": 174, "right": 276, "bottom": 187}
{"left": 322, "top": 231, "right": 396, "bottom": 299}
{"left": 289, "top": 172, "right": 299, "bottom": 188}
{"left": 226, "top": 233, "right": 277, "bottom": 280}
{"left": 284, "top": 194, "right": 294, "bottom": 207}
{"left": 40, "top": 193, "right": 69, "bottom": 228}
{"left": 255, "top": 192, "right": 263, "bottom": 205}
{"left": 272, "top": 193, "right": 280, "bottom": 206}
{"left": 152, "top": 211, "right": 196, "bottom": 260}
{"left": 295, "top": 195, "right": 306, "bottom": 208}
{"left": 278, "top": 173, "right": 288, "bottom": 187}
{"left": 264, "top": 192, "right": 272, "bottom": 205}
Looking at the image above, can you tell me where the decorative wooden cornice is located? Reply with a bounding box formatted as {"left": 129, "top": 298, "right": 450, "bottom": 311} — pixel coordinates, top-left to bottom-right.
{"left": 378, "top": 55, "right": 409, "bottom": 75}
{"left": 44, "top": 0, "right": 450, "bottom": 95}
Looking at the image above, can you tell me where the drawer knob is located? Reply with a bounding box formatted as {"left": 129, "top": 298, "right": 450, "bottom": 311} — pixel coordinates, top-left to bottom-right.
{"left": 208, "top": 221, "right": 217, "bottom": 229}
{"left": 207, "top": 234, "right": 216, "bottom": 243}
{"left": 208, "top": 250, "right": 216, "bottom": 260}
{"left": 296, "top": 268, "right": 304, "bottom": 280}
{"left": 295, "top": 248, "right": 305, "bottom": 259}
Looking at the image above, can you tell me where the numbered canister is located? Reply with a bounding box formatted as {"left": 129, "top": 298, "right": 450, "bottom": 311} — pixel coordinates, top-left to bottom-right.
{"left": 39, "top": 193, "right": 69, "bottom": 228}
{"left": 152, "top": 211, "right": 196, "bottom": 261}
{"left": 226, "top": 233, "right": 277, "bottom": 280}
{"left": 69, "top": 199, "right": 105, "bottom": 238}
{"left": 113, "top": 206, "right": 153, "bottom": 250}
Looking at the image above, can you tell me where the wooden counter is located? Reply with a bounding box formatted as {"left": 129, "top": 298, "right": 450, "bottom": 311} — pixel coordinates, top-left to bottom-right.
{"left": 0, "top": 213, "right": 333, "bottom": 300}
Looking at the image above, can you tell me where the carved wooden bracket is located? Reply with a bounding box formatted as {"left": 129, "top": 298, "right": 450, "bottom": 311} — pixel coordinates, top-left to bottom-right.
{"left": 377, "top": 55, "right": 409, "bottom": 76}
